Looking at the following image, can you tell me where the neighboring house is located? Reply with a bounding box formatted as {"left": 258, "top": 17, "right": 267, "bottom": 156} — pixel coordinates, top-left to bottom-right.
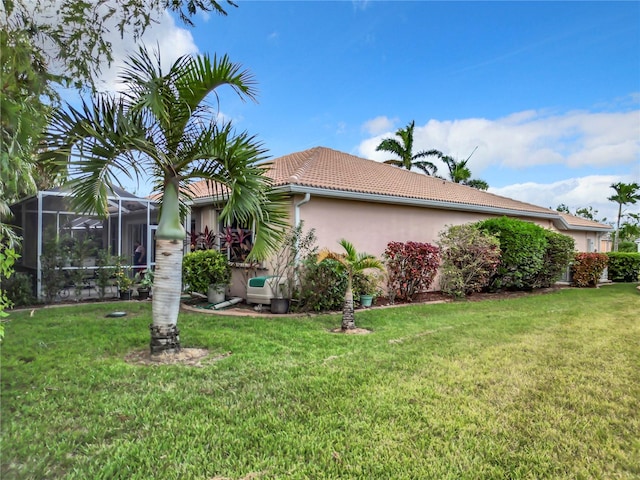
{"left": 188, "top": 146, "right": 613, "bottom": 297}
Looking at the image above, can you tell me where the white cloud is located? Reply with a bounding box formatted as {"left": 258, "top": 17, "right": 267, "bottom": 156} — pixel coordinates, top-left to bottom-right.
{"left": 489, "top": 174, "right": 640, "bottom": 225}
{"left": 357, "top": 104, "right": 640, "bottom": 223}
{"left": 361, "top": 116, "right": 398, "bottom": 136}
{"left": 95, "top": 11, "right": 199, "bottom": 92}
{"left": 358, "top": 107, "right": 640, "bottom": 174}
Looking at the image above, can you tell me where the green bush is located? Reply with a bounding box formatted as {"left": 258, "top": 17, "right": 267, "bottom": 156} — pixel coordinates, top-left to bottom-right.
{"left": 297, "top": 257, "right": 348, "bottom": 312}
{"left": 437, "top": 223, "right": 501, "bottom": 298}
{"left": 476, "top": 217, "right": 547, "bottom": 291}
{"left": 183, "top": 250, "right": 231, "bottom": 294}
{"left": 3, "top": 272, "right": 35, "bottom": 307}
{"left": 607, "top": 252, "right": 640, "bottom": 282}
{"left": 95, "top": 250, "right": 117, "bottom": 300}
{"left": 618, "top": 241, "right": 637, "bottom": 253}
{"left": 534, "top": 230, "right": 575, "bottom": 288}
{"left": 40, "top": 235, "right": 67, "bottom": 303}
{"left": 572, "top": 253, "right": 608, "bottom": 287}
{"left": 352, "top": 271, "right": 382, "bottom": 298}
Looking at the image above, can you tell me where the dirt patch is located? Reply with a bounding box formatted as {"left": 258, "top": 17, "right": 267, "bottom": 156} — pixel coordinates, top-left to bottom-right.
{"left": 328, "top": 327, "right": 372, "bottom": 335}
{"left": 124, "top": 348, "right": 231, "bottom": 367}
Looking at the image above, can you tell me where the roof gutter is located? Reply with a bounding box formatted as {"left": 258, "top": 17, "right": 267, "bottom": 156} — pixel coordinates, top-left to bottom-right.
{"left": 282, "top": 185, "right": 612, "bottom": 231}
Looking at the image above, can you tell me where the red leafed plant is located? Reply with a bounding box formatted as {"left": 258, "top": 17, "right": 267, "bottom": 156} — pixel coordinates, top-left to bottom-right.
{"left": 384, "top": 241, "right": 440, "bottom": 302}
{"left": 572, "top": 252, "right": 608, "bottom": 287}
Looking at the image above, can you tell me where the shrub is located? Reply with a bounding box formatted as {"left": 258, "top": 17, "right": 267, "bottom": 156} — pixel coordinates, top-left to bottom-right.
{"left": 572, "top": 253, "right": 608, "bottom": 287}
{"left": 437, "top": 224, "right": 501, "bottom": 298}
{"left": 95, "top": 250, "right": 117, "bottom": 300}
{"left": 618, "top": 241, "right": 637, "bottom": 253}
{"left": 606, "top": 252, "right": 640, "bottom": 282}
{"left": 3, "top": 272, "right": 35, "bottom": 307}
{"left": 183, "top": 249, "right": 231, "bottom": 294}
{"left": 534, "top": 230, "right": 575, "bottom": 288}
{"left": 476, "top": 217, "right": 547, "bottom": 291}
{"left": 383, "top": 241, "right": 440, "bottom": 302}
{"left": 40, "top": 235, "right": 67, "bottom": 303}
{"left": 297, "top": 257, "right": 348, "bottom": 312}
{"left": 352, "top": 271, "right": 383, "bottom": 298}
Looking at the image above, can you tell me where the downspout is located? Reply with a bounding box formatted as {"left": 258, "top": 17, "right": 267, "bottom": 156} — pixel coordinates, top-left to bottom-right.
{"left": 294, "top": 192, "right": 311, "bottom": 229}
{"left": 293, "top": 193, "right": 311, "bottom": 265}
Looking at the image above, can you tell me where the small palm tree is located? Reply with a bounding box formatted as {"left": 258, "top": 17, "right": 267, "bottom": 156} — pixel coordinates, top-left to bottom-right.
{"left": 41, "top": 46, "right": 287, "bottom": 353}
{"left": 376, "top": 120, "right": 442, "bottom": 176}
{"left": 317, "top": 239, "right": 384, "bottom": 331}
{"left": 608, "top": 182, "right": 640, "bottom": 251}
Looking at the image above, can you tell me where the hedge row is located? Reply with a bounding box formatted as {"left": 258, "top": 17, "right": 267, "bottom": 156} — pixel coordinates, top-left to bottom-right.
{"left": 606, "top": 252, "right": 640, "bottom": 282}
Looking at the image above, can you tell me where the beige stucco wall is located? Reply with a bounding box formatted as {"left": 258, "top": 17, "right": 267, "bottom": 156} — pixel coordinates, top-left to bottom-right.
{"left": 295, "top": 195, "right": 561, "bottom": 258}
{"left": 196, "top": 194, "right": 609, "bottom": 297}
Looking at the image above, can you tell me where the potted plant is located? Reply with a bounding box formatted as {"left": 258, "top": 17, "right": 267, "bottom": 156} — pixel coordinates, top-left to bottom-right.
{"left": 353, "top": 271, "right": 380, "bottom": 308}
{"left": 115, "top": 266, "right": 134, "bottom": 300}
{"left": 268, "top": 224, "right": 317, "bottom": 314}
{"left": 182, "top": 249, "right": 231, "bottom": 304}
{"left": 135, "top": 269, "right": 154, "bottom": 300}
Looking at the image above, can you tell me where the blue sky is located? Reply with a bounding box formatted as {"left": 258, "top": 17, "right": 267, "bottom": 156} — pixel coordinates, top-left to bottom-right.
{"left": 86, "top": 1, "right": 640, "bottom": 222}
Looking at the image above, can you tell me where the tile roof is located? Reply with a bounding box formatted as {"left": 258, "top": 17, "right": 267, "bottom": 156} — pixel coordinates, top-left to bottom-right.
{"left": 558, "top": 212, "right": 613, "bottom": 230}
{"left": 190, "top": 146, "right": 611, "bottom": 231}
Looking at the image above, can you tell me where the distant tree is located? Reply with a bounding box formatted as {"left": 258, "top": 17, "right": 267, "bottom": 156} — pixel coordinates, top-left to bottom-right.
{"left": 2, "top": 0, "right": 237, "bottom": 90}
{"left": 376, "top": 120, "right": 442, "bottom": 176}
{"left": 618, "top": 212, "right": 640, "bottom": 244}
{"left": 555, "top": 204, "right": 607, "bottom": 224}
{"left": 608, "top": 182, "right": 640, "bottom": 251}
{"left": 440, "top": 148, "right": 489, "bottom": 190}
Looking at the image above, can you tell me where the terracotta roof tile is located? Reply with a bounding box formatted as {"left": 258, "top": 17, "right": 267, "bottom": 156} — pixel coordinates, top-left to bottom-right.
{"left": 558, "top": 212, "right": 612, "bottom": 229}
{"left": 266, "top": 147, "right": 556, "bottom": 215}
{"left": 190, "top": 146, "right": 611, "bottom": 230}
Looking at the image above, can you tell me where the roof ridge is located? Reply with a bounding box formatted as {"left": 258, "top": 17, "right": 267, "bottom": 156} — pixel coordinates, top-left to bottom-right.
{"left": 287, "top": 146, "right": 320, "bottom": 183}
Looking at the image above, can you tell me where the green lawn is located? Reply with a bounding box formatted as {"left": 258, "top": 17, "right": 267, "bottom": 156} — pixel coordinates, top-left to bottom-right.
{"left": 1, "top": 284, "right": 639, "bottom": 479}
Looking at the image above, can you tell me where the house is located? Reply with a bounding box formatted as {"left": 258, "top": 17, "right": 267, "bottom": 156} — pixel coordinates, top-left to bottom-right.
{"left": 188, "top": 146, "right": 613, "bottom": 297}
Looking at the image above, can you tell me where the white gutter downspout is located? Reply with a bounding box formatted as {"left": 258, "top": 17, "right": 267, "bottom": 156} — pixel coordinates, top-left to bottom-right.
{"left": 293, "top": 193, "right": 311, "bottom": 267}
{"left": 294, "top": 192, "right": 311, "bottom": 229}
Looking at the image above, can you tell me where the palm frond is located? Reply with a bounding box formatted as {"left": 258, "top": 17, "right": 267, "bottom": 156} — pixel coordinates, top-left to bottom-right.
{"left": 40, "top": 95, "right": 148, "bottom": 216}
{"left": 413, "top": 160, "right": 439, "bottom": 176}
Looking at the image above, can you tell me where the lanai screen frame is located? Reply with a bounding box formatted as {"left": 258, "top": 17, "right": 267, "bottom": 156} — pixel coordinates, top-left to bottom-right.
{"left": 10, "top": 186, "right": 158, "bottom": 300}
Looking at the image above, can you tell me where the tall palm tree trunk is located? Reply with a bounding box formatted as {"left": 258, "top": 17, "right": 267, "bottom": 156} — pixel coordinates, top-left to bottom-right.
{"left": 150, "top": 238, "right": 183, "bottom": 353}
{"left": 342, "top": 276, "right": 355, "bottom": 331}
{"left": 150, "top": 179, "right": 185, "bottom": 354}
{"left": 614, "top": 204, "right": 622, "bottom": 252}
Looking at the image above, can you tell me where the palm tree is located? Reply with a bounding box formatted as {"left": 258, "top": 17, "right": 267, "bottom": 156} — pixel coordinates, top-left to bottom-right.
{"left": 317, "top": 239, "right": 384, "bottom": 331}
{"left": 376, "top": 120, "right": 442, "bottom": 176}
{"left": 440, "top": 148, "right": 489, "bottom": 191}
{"left": 608, "top": 182, "right": 640, "bottom": 251}
{"left": 41, "top": 46, "right": 287, "bottom": 354}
